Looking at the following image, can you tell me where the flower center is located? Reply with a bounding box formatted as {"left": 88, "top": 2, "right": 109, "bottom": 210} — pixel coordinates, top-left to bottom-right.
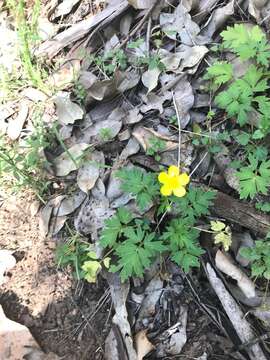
{"left": 169, "top": 176, "right": 180, "bottom": 189}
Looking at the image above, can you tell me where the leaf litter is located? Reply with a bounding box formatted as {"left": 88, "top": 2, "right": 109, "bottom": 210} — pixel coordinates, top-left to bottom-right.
{"left": 3, "top": 0, "right": 270, "bottom": 358}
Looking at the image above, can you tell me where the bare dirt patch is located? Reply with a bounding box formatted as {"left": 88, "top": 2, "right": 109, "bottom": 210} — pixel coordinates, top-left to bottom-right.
{"left": 0, "top": 191, "right": 110, "bottom": 359}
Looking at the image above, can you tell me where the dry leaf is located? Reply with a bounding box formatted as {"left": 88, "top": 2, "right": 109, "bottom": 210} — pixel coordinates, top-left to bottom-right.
{"left": 50, "top": 216, "right": 67, "bottom": 236}
{"left": 21, "top": 87, "right": 48, "bottom": 102}
{"left": 7, "top": 101, "right": 29, "bottom": 140}
{"left": 142, "top": 68, "right": 161, "bottom": 93}
{"left": 135, "top": 330, "right": 155, "bottom": 360}
{"left": 39, "top": 196, "right": 65, "bottom": 237}
{"left": 53, "top": 143, "right": 90, "bottom": 176}
{"left": 140, "top": 92, "right": 171, "bottom": 113}
{"left": 120, "top": 137, "right": 141, "bottom": 160}
{"left": 199, "top": 0, "right": 235, "bottom": 41}
{"left": 174, "top": 77, "right": 194, "bottom": 128}
{"left": 53, "top": 191, "right": 86, "bottom": 216}
{"left": 160, "top": 4, "right": 200, "bottom": 45}
{"left": 115, "top": 70, "right": 141, "bottom": 93}
{"left": 125, "top": 108, "right": 143, "bottom": 125}
{"left": 77, "top": 151, "right": 104, "bottom": 193}
{"left": 177, "top": 45, "right": 208, "bottom": 72}
{"left": 54, "top": 91, "right": 84, "bottom": 125}
{"left": 133, "top": 127, "right": 177, "bottom": 152}
{"left": 215, "top": 250, "right": 256, "bottom": 299}
{"left": 49, "top": 60, "right": 80, "bottom": 88}
{"left": 38, "top": 17, "right": 56, "bottom": 41}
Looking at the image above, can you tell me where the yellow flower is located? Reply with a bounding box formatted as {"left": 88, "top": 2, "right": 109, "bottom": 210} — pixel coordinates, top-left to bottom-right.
{"left": 158, "top": 165, "right": 190, "bottom": 197}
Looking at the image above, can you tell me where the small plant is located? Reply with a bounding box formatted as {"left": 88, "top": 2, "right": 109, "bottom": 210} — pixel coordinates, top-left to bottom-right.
{"left": 205, "top": 24, "right": 270, "bottom": 136}
{"left": 146, "top": 136, "right": 166, "bottom": 161}
{"left": 99, "top": 128, "right": 113, "bottom": 141}
{"left": 87, "top": 49, "right": 128, "bottom": 77}
{"left": 6, "top": 0, "right": 47, "bottom": 91}
{"left": 161, "top": 218, "right": 204, "bottom": 273}
{"left": 73, "top": 81, "right": 87, "bottom": 104}
{"left": 0, "top": 108, "right": 53, "bottom": 199}
{"left": 56, "top": 235, "right": 90, "bottom": 280}
{"left": 98, "top": 166, "right": 216, "bottom": 282}
{"left": 240, "top": 239, "right": 270, "bottom": 279}
{"left": 82, "top": 251, "right": 110, "bottom": 283}
{"left": 210, "top": 221, "right": 232, "bottom": 251}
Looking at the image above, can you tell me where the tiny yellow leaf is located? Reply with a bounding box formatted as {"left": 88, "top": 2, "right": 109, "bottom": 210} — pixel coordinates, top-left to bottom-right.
{"left": 103, "top": 257, "right": 111, "bottom": 269}
{"left": 210, "top": 220, "right": 226, "bottom": 232}
{"left": 214, "top": 231, "right": 232, "bottom": 251}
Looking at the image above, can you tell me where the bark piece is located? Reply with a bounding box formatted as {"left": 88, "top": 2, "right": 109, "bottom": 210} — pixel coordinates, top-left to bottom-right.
{"left": 212, "top": 190, "right": 270, "bottom": 236}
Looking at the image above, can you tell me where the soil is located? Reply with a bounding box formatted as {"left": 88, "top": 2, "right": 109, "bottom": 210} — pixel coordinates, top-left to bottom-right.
{"left": 0, "top": 190, "right": 111, "bottom": 359}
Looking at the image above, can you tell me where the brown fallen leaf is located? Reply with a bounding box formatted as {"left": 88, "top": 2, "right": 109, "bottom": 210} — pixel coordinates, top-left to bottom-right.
{"left": 135, "top": 330, "right": 155, "bottom": 360}
{"left": 49, "top": 60, "right": 80, "bottom": 88}
{"left": 133, "top": 127, "right": 177, "bottom": 153}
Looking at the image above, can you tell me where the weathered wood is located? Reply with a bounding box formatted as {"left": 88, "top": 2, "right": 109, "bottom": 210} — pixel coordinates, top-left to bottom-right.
{"left": 212, "top": 191, "right": 270, "bottom": 236}
{"left": 37, "top": 0, "right": 129, "bottom": 58}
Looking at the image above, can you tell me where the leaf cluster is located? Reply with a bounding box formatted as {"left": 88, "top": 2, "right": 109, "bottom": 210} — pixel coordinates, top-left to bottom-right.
{"left": 172, "top": 187, "right": 216, "bottom": 221}
{"left": 161, "top": 218, "right": 203, "bottom": 273}
{"left": 100, "top": 208, "right": 166, "bottom": 281}
{"left": 236, "top": 153, "right": 270, "bottom": 199}
{"left": 210, "top": 221, "right": 232, "bottom": 251}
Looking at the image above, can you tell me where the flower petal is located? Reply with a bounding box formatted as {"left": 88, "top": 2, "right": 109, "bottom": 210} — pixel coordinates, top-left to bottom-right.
{"left": 168, "top": 165, "right": 179, "bottom": 177}
{"left": 158, "top": 172, "right": 169, "bottom": 184}
{"left": 178, "top": 173, "right": 190, "bottom": 186}
{"left": 160, "top": 184, "right": 173, "bottom": 196}
{"left": 173, "top": 186, "right": 186, "bottom": 197}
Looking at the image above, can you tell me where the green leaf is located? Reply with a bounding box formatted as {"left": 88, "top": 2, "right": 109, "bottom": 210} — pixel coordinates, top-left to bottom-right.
{"left": 82, "top": 260, "right": 102, "bottom": 283}
{"left": 236, "top": 132, "right": 250, "bottom": 146}
{"left": 221, "top": 24, "right": 266, "bottom": 62}
{"left": 236, "top": 156, "right": 270, "bottom": 199}
{"left": 173, "top": 187, "right": 216, "bottom": 221}
{"left": 100, "top": 215, "right": 122, "bottom": 248}
{"left": 256, "top": 202, "right": 270, "bottom": 213}
{"left": 111, "top": 241, "right": 152, "bottom": 282}
{"left": 161, "top": 218, "right": 203, "bottom": 273}
{"left": 205, "top": 61, "right": 233, "bottom": 86}
{"left": 214, "top": 230, "right": 232, "bottom": 252}
{"left": 117, "top": 207, "right": 134, "bottom": 225}
{"left": 116, "top": 167, "right": 159, "bottom": 211}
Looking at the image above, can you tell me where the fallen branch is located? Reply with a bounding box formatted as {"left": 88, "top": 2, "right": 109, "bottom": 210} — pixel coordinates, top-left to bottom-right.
{"left": 37, "top": 0, "right": 129, "bottom": 58}
{"left": 212, "top": 191, "right": 270, "bottom": 236}
{"left": 206, "top": 263, "right": 267, "bottom": 360}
